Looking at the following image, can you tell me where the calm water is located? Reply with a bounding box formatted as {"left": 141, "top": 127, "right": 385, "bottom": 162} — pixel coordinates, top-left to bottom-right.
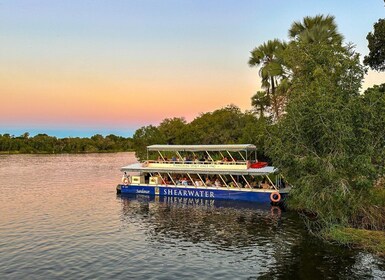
{"left": 0, "top": 153, "right": 384, "bottom": 279}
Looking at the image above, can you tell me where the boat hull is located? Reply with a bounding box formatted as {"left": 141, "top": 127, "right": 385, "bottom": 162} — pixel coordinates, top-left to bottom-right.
{"left": 118, "top": 184, "right": 287, "bottom": 203}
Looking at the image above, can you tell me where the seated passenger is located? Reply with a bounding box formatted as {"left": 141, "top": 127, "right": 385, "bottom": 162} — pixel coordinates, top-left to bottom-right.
{"left": 205, "top": 177, "right": 212, "bottom": 186}
{"left": 182, "top": 177, "right": 188, "bottom": 186}
{"left": 214, "top": 178, "right": 222, "bottom": 187}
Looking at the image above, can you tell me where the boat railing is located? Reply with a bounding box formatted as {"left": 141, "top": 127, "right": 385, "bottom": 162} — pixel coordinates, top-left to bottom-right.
{"left": 146, "top": 159, "right": 252, "bottom": 166}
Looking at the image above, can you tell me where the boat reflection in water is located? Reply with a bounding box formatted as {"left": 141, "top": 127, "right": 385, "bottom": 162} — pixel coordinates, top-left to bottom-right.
{"left": 117, "top": 194, "right": 385, "bottom": 279}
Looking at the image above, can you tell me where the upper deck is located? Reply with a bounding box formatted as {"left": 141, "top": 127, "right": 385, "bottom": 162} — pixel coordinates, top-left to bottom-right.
{"left": 147, "top": 144, "right": 257, "bottom": 152}
{"left": 122, "top": 144, "right": 275, "bottom": 175}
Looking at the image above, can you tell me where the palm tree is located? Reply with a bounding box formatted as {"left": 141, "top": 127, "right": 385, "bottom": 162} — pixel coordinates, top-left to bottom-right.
{"left": 251, "top": 91, "right": 270, "bottom": 119}
{"left": 249, "top": 39, "right": 287, "bottom": 120}
{"left": 289, "top": 14, "right": 343, "bottom": 45}
{"left": 249, "top": 39, "right": 286, "bottom": 97}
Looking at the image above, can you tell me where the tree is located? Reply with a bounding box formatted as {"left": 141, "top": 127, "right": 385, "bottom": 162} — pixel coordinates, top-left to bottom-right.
{"left": 363, "top": 18, "right": 385, "bottom": 71}
{"left": 264, "top": 30, "right": 385, "bottom": 228}
{"left": 251, "top": 91, "right": 270, "bottom": 119}
{"left": 249, "top": 39, "right": 287, "bottom": 120}
{"left": 132, "top": 125, "right": 165, "bottom": 160}
{"left": 157, "top": 117, "right": 187, "bottom": 145}
{"left": 288, "top": 14, "right": 343, "bottom": 46}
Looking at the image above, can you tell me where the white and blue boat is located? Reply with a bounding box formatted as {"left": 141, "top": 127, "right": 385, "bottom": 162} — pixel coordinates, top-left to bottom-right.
{"left": 117, "top": 144, "right": 290, "bottom": 204}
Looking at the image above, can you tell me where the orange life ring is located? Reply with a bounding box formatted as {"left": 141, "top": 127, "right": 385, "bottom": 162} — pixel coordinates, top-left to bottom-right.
{"left": 270, "top": 192, "right": 281, "bottom": 203}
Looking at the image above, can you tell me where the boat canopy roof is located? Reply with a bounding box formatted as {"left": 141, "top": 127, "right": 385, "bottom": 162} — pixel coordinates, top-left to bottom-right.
{"left": 121, "top": 163, "right": 276, "bottom": 176}
{"left": 147, "top": 144, "right": 257, "bottom": 152}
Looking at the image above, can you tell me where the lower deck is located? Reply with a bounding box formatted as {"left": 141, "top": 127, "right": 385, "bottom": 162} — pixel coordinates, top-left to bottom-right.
{"left": 117, "top": 184, "right": 289, "bottom": 203}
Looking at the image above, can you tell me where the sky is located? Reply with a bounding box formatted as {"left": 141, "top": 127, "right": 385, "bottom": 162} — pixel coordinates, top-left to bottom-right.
{"left": 1, "top": 0, "right": 384, "bottom": 138}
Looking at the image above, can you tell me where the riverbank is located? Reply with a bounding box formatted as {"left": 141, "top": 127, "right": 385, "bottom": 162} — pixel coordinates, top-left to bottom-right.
{"left": 326, "top": 227, "right": 385, "bottom": 257}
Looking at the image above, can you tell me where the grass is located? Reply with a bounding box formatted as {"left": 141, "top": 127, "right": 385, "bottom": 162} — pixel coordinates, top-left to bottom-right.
{"left": 326, "top": 226, "right": 385, "bottom": 257}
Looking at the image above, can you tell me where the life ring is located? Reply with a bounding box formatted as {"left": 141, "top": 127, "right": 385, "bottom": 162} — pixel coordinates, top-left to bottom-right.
{"left": 270, "top": 192, "right": 281, "bottom": 203}
{"left": 123, "top": 178, "right": 129, "bottom": 185}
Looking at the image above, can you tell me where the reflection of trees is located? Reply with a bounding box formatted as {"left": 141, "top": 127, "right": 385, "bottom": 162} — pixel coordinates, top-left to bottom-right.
{"left": 119, "top": 195, "right": 383, "bottom": 279}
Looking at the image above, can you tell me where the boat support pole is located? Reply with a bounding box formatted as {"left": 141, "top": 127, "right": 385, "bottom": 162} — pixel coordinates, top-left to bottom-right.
{"left": 219, "top": 151, "right": 225, "bottom": 159}
{"left": 229, "top": 174, "right": 240, "bottom": 189}
{"left": 226, "top": 151, "right": 235, "bottom": 162}
{"left": 158, "top": 151, "right": 165, "bottom": 161}
{"left": 265, "top": 175, "right": 278, "bottom": 190}
{"left": 186, "top": 173, "right": 195, "bottom": 187}
{"left": 218, "top": 174, "right": 229, "bottom": 188}
{"left": 238, "top": 151, "right": 246, "bottom": 161}
{"left": 157, "top": 172, "right": 166, "bottom": 185}
{"left": 205, "top": 151, "right": 214, "bottom": 162}
{"left": 241, "top": 175, "right": 251, "bottom": 188}
{"left": 197, "top": 173, "right": 206, "bottom": 187}
{"left": 168, "top": 172, "right": 176, "bottom": 186}
{"left": 176, "top": 151, "right": 183, "bottom": 161}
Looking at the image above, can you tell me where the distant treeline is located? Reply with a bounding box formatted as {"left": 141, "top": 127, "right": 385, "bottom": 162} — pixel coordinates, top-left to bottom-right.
{"left": 0, "top": 133, "right": 133, "bottom": 154}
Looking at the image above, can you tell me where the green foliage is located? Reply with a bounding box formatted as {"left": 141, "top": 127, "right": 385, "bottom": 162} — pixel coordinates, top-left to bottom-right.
{"left": 325, "top": 227, "right": 385, "bottom": 256}
{"left": 132, "top": 105, "right": 270, "bottom": 161}
{"left": 132, "top": 125, "right": 164, "bottom": 160}
{"left": 249, "top": 39, "right": 288, "bottom": 120}
{"left": 264, "top": 22, "right": 385, "bottom": 229}
{"left": 0, "top": 133, "right": 133, "bottom": 154}
{"left": 288, "top": 14, "right": 343, "bottom": 46}
{"left": 364, "top": 18, "right": 385, "bottom": 71}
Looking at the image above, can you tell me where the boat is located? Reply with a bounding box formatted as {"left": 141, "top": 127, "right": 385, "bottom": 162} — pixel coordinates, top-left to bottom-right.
{"left": 117, "top": 144, "right": 290, "bottom": 204}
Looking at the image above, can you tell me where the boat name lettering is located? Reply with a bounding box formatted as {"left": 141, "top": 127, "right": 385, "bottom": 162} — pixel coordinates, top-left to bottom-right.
{"left": 163, "top": 189, "right": 214, "bottom": 198}
{"left": 136, "top": 189, "right": 150, "bottom": 194}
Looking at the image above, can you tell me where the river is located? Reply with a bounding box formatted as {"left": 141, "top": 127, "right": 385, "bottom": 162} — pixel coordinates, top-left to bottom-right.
{"left": 0, "top": 152, "right": 384, "bottom": 279}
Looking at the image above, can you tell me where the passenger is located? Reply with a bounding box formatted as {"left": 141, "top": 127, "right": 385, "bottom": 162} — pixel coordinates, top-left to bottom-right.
{"left": 163, "top": 176, "right": 169, "bottom": 185}
{"left": 251, "top": 180, "right": 258, "bottom": 188}
{"left": 182, "top": 177, "right": 188, "bottom": 186}
{"left": 176, "top": 177, "right": 181, "bottom": 185}
{"left": 214, "top": 178, "right": 222, "bottom": 187}
{"left": 121, "top": 172, "right": 130, "bottom": 185}
{"left": 205, "top": 177, "right": 212, "bottom": 186}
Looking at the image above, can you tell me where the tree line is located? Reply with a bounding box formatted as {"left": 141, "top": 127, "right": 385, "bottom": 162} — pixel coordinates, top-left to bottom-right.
{"left": 0, "top": 133, "right": 133, "bottom": 154}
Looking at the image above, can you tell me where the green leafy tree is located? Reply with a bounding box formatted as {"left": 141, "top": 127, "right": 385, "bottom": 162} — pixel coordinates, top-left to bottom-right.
{"left": 363, "top": 18, "right": 385, "bottom": 71}
{"left": 158, "top": 117, "right": 187, "bottom": 144}
{"left": 265, "top": 29, "right": 385, "bottom": 228}
{"left": 132, "top": 125, "right": 165, "bottom": 160}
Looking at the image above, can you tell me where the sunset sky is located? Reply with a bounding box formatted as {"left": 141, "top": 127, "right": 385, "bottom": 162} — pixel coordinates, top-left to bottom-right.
{"left": 1, "top": 0, "right": 384, "bottom": 137}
